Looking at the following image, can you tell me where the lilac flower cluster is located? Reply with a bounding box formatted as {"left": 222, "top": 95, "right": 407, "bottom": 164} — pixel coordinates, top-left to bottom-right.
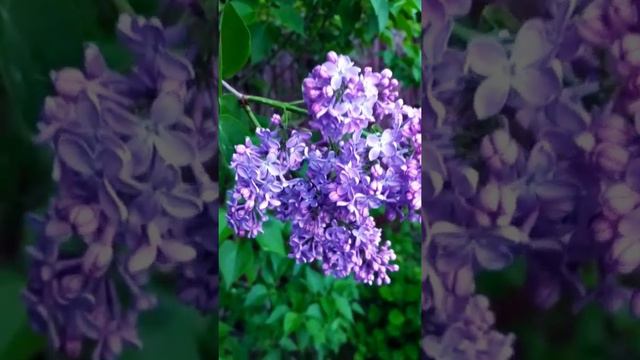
{"left": 425, "top": 0, "right": 640, "bottom": 358}
{"left": 226, "top": 52, "right": 421, "bottom": 285}
{"left": 24, "top": 13, "right": 216, "bottom": 359}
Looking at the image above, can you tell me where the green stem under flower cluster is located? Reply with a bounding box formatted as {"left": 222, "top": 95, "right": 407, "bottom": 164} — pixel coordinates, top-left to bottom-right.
{"left": 221, "top": 80, "right": 308, "bottom": 129}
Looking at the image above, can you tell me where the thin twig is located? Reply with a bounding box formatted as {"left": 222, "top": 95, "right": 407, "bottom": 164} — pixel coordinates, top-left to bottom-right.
{"left": 221, "top": 80, "right": 308, "bottom": 115}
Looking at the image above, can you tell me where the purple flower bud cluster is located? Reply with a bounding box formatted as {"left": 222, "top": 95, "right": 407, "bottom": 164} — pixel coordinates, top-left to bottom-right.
{"left": 226, "top": 52, "right": 421, "bottom": 285}
{"left": 24, "top": 13, "right": 216, "bottom": 359}
{"left": 577, "top": 0, "right": 640, "bottom": 114}
{"left": 425, "top": 0, "right": 640, "bottom": 358}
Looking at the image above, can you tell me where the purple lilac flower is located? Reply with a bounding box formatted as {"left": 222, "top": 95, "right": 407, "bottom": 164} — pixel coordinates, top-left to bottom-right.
{"left": 227, "top": 52, "right": 420, "bottom": 285}
{"left": 466, "top": 19, "right": 561, "bottom": 119}
{"left": 25, "top": 12, "right": 216, "bottom": 359}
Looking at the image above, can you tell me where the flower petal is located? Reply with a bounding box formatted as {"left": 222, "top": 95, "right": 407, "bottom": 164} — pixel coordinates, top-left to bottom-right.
{"left": 527, "top": 141, "right": 556, "bottom": 177}
{"left": 128, "top": 244, "right": 157, "bottom": 273}
{"left": 442, "top": 0, "right": 472, "bottom": 16}
{"left": 159, "top": 189, "right": 203, "bottom": 219}
{"left": 151, "top": 94, "right": 183, "bottom": 126}
{"left": 466, "top": 37, "right": 508, "bottom": 77}
{"left": 368, "top": 147, "right": 380, "bottom": 161}
{"left": 512, "top": 68, "right": 560, "bottom": 106}
{"left": 157, "top": 50, "right": 195, "bottom": 81}
{"left": 83, "top": 43, "right": 107, "bottom": 79}
{"left": 473, "top": 75, "right": 510, "bottom": 119}
{"left": 159, "top": 240, "right": 197, "bottom": 262}
{"left": 127, "top": 135, "right": 154, "bottom": 176}
{"left": 611, "top": 236, "right": 640, "bottom": 274}
{"left": 474, "top": 239, "right": 513, "bottom": 270}
{"left": 154, "top": 129, "right": 196, "bottom": 166}
{"left": 512, "top": 18, "right": 553, "bottom": 68}
{"left": 56, "top": 134, "right": 94, "bottom": 175}
{"left": 619, "top": 207, "right": 640, "bottom": 237}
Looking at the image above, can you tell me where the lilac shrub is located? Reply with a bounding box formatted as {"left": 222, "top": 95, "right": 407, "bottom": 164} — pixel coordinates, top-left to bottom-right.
{"left": 425, "top": 0, "right": 640, "bottom": 358}
{"left": 226, "top": 52, "right": 421, "bottom": 285}
{"left": 23, "top": 12, "right": 216, "bottom": 360}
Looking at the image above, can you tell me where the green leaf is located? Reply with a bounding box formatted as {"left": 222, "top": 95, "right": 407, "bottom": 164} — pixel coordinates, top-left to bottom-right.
{"left": 352, "top": 302, "right": 365, "bottom": 316}
{"left": 265, "top": 349, "right": 282, "bottom": 360}
{"left": 219, "top": 240, "right": 239, "bottom": 289}
{"left": 305, "top": 303, "right": 323, "bottom": 320}
{"left": 333, "top": 294, "right": 353, "bottom": 322}
{"left": 218, "top": 114, "right": 251, "bottom": 164}
{"left": 121, "top": 290, "right": 207, "bottom": 360}
{"left": 0, "top": 270, "right": 44, "bottom": 360}
{"left": 338, "top": 0, "right": 361, "bottom": 34}
{"left": 278, "top": 337, "right": 297, "bottom": 351}
{"left": 230, "top": 1, "right": 255, "bottom": 24}
{"left": 370, "top": 0, "right": 389, "bottom": 33}
{"left": 220, "top": 2, "right": 251, "bottom": 78}
{"left": 305, "top": 318, "right": 322, "bottom": 335}
{"left": 244, "top": 284, "right": 268, "bottom": 306}
{"left": 388, "top": 309, "right": 405, "bottom": 326}
{"left": 266, "top": 304, "right": 289, "bottom": 324}
{"left": 250, "top": 22, "right": 275, "bottom": 64}
{"left": 274, "top": 5, "right": 304, "bottom": 35}
{"left": 305, "top": 319, "right": 325, "bottom": 345}
{"left": 256, "top": 219, "right": 285, "bottom": 255}
{"left": 283, "top": 312, "right": 302, "bottom": 335}
{"left": 219, "top": 321, "right": 232, "bottom": 338}
{"left": 218, "top": 207, "right": 233, "bottom": 239}
{"left": 236, "top": 240, "right": 254, "bottom": 280}
{"left": 269, "top": 252, "right": 289, "bottom": 280}
{"left": 305, "top": 267, "right": 323, "bottom": 294}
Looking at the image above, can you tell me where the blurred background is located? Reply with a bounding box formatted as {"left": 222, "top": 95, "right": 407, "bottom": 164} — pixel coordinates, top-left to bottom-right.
{"left": 0, "top": 0, "right": 215, "bottom": 359}
{"left": 423, "top": 0, "right": 640, "bottom": 358}
{"left": 217, "top": 0, "right": 421, "bottom": 359}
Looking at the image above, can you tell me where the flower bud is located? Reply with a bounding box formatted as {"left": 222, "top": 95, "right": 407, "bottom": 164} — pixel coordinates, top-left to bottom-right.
{"left": 424, "top": 170, "right": 444, "bottom": 199}
{"left": 574, "top": 131, "right": 595, "bottom": 152}
{"left": 51, "top": 68, "right": 87, "bottom": 98}
{"left": 69, "top": 205, "right": 99, "bottom": 236}
{"left": 302, "top": 78, "right": 315, "bottom": 90}
{"left": 270, "top": 114, "right": 281, "bottom": 126}
{"left": 480, "top": 129, "right": 518, "bottom": 173}
{"left": 445, "top": 265, "right": 475, "bottom": 296}
{"left": 610, "top": 235, "right": 640, "bottom": 275}
{"left": 45, "top": 219, "right": 73, "bottom": 239}
{"left": 594, "top": 142, "right": 629, "bottom": 174}
{"left": 612, "top": 33, "right": 640, "bottom": 74}
{"left": 323, "top": 86, "right": 334, "bottom": 97}
{"left": 603, "top": 183, "right": 640, "bottom": 216}
{"left": 576, "top": 0, "right": 614, "bottom": 47}
{"left": 596, "top": 113, "right": 632, "bottom": 145}
{"left": 607, "top": 0, "right": 638, "bottom": 33}
{"left": 478, "top": 181, "right": 500, "bottom": 213}
{"left": 82, "top": 242, "right": 113, "bottom": 277}
{"left": 591, "top": 215, "right": 615, "bottom": 243}
{"left": 327, "top": 51, "right": 338, "bottom": 62}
